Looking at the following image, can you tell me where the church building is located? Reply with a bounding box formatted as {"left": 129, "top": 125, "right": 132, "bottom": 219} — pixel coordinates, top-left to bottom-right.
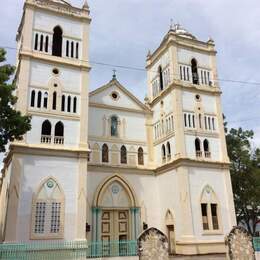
{"left": 0, "top": 0, "right": 237, "bottom": 256}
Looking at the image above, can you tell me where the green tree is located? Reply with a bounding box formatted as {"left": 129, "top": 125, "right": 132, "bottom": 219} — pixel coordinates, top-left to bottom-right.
{"left": 226, "top": 127, "right": 260, "bottom": 236}
{"left": 0, "top": 48, "right": 31, "bottom": 152}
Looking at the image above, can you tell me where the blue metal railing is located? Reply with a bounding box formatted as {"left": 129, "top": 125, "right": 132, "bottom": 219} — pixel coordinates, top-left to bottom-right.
{"left": 0, "top": 240, "right": 138, "bottom": 259}
{"left": 254, "top": 237, "right": 260, "bottom": 252}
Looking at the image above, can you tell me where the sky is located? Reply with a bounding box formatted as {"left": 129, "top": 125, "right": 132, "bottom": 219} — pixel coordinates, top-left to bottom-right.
{"left": 0, "top": 0, "right": 260, "bottom": 165}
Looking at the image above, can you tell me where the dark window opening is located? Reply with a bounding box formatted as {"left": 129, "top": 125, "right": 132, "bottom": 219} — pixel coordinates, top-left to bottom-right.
{"left": 67, "top": 96, "right": 71, "bottom": 112}
{"left": 203, "top": 139, "right": 209, "bottom": 152}
{"left": 195, "top": 138, "right": 201, "bottom": 152}
{"left": 45, "top": 36, "right": 49, "bottom": 52}
{"left": 55, "top": 121, "right": 64, "bottom": 137}
{"left": 201, "top": 203, "right": 209, "bottom": 230}
{"left": 40, "top": 35, "right": 44, "bottom": 51}
{"left": 138, "top": 147, "right": 144, "bottom": 165}
{"left": 43, "top": 92, "right": 48, "bottom": 108}
{"left": 121, "top": 145, "right": 127, "bottom": 164}
{"left": 191, "top": 59, "right": 199, "bottom": 85}
{"left": 52, "top": 26, "right": 63, "bottom": 57}
{"left": 211, "top": 204, "right": 219, "bottom": 230}
{"left": 167, "top": 142, "right": 171, "bottom": 157}
{"left": 102, "top": 144, "right": 109, "bottom": 163}
{"left": 41, "top": 120, "right": 51, "bottom": 136}
{"left": 158, "top": 66, "right": 164, "bottom": 91}
{"left": 31, "top": 90, "right": 35, "bottom": 107}
{"left": 76, "top": 42, "right": 79, "bottom": 59}
{"left": 71, "top": 42, "right": 74, "bottom": 58}
{"left": 34, "top": 34, "right": 38, "bottom": 50}
{"left": 66, "top": 40, "right": 69, "bottom": 57}
{"left": 37, "top": 91, "right": 42, "bottom": 108}
{"left": 73, "top": 97, "right": 77, "bottom": 113}
{"left": 52, "top": 92, "right": 57, "bottom": 110}
{"left": 61, "top": 95, "right": 65, "bottom": 112}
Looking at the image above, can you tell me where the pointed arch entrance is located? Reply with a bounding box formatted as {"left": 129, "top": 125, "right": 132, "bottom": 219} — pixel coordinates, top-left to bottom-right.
{"left": 92, "top": 175, "right": 140, "bottom": 244}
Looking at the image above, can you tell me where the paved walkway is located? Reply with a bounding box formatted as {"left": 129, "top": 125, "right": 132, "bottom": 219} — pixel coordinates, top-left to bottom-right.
{"left": 169, "top": 254, "right": 226, "bottom": 260}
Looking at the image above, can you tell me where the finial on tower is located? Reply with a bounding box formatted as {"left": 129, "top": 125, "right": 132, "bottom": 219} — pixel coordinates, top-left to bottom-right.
{"left": 83, "top": 0, "right": 89, "bottom": 9}
{"left": 112, "top": 69, "right": 117, "bottom": 80}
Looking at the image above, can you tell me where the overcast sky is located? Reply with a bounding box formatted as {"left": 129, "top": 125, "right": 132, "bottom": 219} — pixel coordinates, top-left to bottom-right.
{"left": 0, "top": 0, "right": 260, "bottom": 165}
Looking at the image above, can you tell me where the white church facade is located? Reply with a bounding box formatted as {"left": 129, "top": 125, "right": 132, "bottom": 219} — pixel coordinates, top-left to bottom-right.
{"left": 0, "top": 0, "right": 237, "bottom": 256}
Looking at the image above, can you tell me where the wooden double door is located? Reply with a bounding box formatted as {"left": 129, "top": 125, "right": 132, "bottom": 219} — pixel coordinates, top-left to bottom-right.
{"left": 100, "top": 209, "right": 129, "bottom": 256}
{"left": 101, "top": 209, "right": 129, "bottom": 242}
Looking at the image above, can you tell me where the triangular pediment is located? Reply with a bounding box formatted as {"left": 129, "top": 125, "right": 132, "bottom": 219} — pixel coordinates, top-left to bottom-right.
{"left": 89, "top": 79, "right": 150, "bottom": 112}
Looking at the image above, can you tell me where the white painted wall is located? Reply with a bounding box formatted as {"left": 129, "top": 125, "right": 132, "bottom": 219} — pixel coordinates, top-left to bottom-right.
{"left": 30, "top": 60, "right": 81, "bottom": 93}
{"left": 14, "top": 154, "right": 79, "bottom": 241}
{"left": 34, "top": 10, "right": 83, "bottom": 39}
{"left": 27, "top": 115, "right": 80, "bottom": 147}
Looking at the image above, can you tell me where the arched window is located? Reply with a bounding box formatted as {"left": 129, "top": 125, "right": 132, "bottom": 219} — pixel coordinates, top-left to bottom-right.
{"left": 45, "top": 36, "right": 49, "bottom": 53}
{"left": 188, "top": 114, "right": 191, "bottom": 127}
{"left": 67, "top": 96, "right": 71, "bottom": 112}
{"left": 55, "top": 121, "right": 64, "bottom": 137}
{"left": 158, "top": 66, "right": 164, "bottom": 91}
{"left": 212, "top": 118, "right": 215, "bottom": 130}
{"left": 31, "top": 90, "right": 35, "bottom": 107}
{"left": 71, "top": 41, "right": 74, "bottom": 58}
{"left": 208, "top": 117, "right": 211, "bottom": 130}
{"left": 61, "top": 95, "right": 65, "bottom": 112}
{"left": 52, "top": 26, "right": 63, "bottom": 57}
{"left": 40, "top": 34, "right": 44, "bottom": 51}
{"left": 191, "top": 58, "right": 199, "bottom": 85}
{"left": 203, "top": 139, "right": 211, "bottom": 158}
{"left": 162, "top": 144, "right": 166, "bottom": 163}
{"left": 199, "top": 114, "right": 202, "bottom": 129}
{"left": 138, "top": 147, "right": 144, "bottom": 165}
{"left": 111, "top": 116, "right": 119, "bottom": 137}
{"left": 195, "top": 138, "right": 202, "bottom": 157}
{"left": 41, "top": 120, "right": 51, "bottom": 143}
{"left": 184, "top": 114, "right": 187, "bottom": 127}
{"left": 43, "top": 92, "right": 48, "bottom": 108}
{"left": 41, "top": 120, "right": 51, "bottom": 136}
{"left": 192, "top": 115, "right": 195, "bottom": 128}
{"left": 200, "top": 186, "right": 220, "bottom": 231}
{"left": 73, "top": 97, "right": 77, "bottom": 113}
{"left": 37, "top": 91, "right": 42, "bottom": 108}
{"left": 66, "top": 40, "right": 69, "bottom": 57}
{"left": 76, "top": 42, "right": 79, "bottom": 59}
{"left": 54, "top": 121, "right": 64, "bottom": 144}
{"left": 120, "top": 145, "right": 127, "bottom": 164}
{"left": 102, "top": 144, "right": 109, "bottom": 163}
{"left": 31, "top": 178, "right": 64, "bottom": 238}
{"left": 34, "top": 34, "right": 38, "bottom": 50}
{"left": 167, "top": 142, "right": 171, "bottom": 159}
{"left": 52, "top": 92, "right": 57, "bottom": 110}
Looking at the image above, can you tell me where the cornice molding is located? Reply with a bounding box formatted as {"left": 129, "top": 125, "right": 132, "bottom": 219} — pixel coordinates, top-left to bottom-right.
{"left": 19, "top": 50, "right": 91, "bottom": 71}
{"left": 89, "top": 136, "right": 147, "bottom": 146}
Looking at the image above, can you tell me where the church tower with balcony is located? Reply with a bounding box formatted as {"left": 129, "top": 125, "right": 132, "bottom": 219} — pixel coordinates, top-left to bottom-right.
{"left": 145, "top": 24, "right": 237, "bottom": 254}
{"left": 1, "top": 0, "right": 91, "bottom": 241}
{"left": 0, "top": 1, "right": 237, "bottom": 257}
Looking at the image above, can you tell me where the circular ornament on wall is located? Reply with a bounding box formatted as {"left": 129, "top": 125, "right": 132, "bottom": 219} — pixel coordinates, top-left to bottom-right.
{"left": 111, "top": 91, "right": 119, "bottom": 101}
{"left": 52, "top": 68, "right": 60, "bottom": 76}
{"left": 47, "top": 180, "right": 54, "bottom": 188}
{"left": 111, "top": 184, "right": 120, "bottom": 194}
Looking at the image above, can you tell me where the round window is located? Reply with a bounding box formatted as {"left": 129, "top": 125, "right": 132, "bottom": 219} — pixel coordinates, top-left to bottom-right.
{"left": 52, "top": 68, "right": 59, "bottom": 75}
{"left": 111, "top": 91, "right": 119, "bottom": 100}
{"left": 195, "top": 94, "right": 201, "bottom": 101}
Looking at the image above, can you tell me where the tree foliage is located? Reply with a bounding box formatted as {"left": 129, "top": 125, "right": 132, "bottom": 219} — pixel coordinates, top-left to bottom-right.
{"left": 226, "top": 127, "right": 260, "bottom": 236}
{"left": 0, "top": 48, "right": 31, "bottom": 152}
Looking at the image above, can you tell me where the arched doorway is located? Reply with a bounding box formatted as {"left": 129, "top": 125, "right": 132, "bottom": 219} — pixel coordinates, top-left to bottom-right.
{"left": 165, "top": 210, "right": 176, "bottom": 255}
{"left": 93, "top": 175, "right": 140, "bottom": 245}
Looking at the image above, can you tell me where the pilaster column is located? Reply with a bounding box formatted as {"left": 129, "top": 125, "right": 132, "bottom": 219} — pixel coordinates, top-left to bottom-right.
{"left": 130, "top": 208, "right": 136, "bottom": 240}
{"left": 92, "top": 207, "right": 97, "bottom": 242}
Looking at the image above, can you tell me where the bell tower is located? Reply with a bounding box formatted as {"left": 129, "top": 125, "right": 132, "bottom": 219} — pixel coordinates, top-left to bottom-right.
{"left": 146, "top": 24, "right": 236, "bottom": 254}
{"left": 3, "top": 0, "right": 91, "bottom": 242}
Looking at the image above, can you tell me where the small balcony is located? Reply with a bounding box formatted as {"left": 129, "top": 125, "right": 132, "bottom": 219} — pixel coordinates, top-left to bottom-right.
{"left": 204, "top": 151, "right": 211, "bottom": 158}
{"left": 196, "top": 151, "right": 203, "bottom": 158}
{"left": 54, "top": 136, "right": 64, "bottom": 145}
{"left": 40, "top": 135, "right": 52, "bottom": 144}
{"left": 41, "top": 135, "right": 64, "bottom": 145}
